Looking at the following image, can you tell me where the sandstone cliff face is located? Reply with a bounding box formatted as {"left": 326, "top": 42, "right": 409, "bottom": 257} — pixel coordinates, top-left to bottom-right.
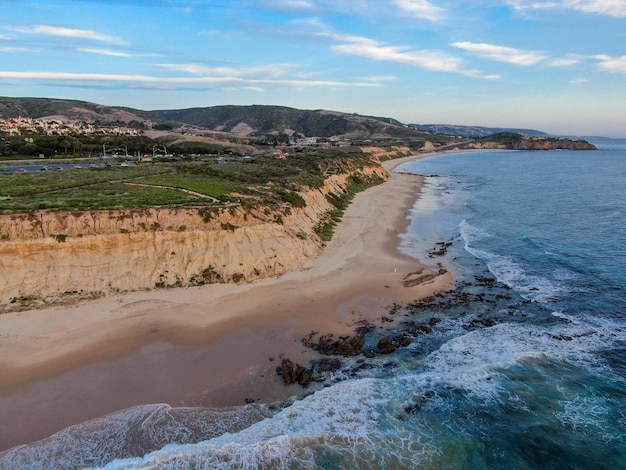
{"left": 0, "top": 166, "right": 387, "bottom": 307}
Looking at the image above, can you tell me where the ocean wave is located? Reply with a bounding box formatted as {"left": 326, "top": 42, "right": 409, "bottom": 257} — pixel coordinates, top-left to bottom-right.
{"left": 95, "top": 315, "right": 626, "bottom": 469}
{"left": 97, "top": 378, "right": 442, "bottom": 470}
{"left": 7, "top": 316, "right": 621, "bottom": 470}
{"left": 459, "top": 219, "right": 570, "bottom": 303}
{"left": 0, "top": 404, "right": 269, "bottom": 470}
{"left": 459, "top": 218, "right": 492, "bottom": 244}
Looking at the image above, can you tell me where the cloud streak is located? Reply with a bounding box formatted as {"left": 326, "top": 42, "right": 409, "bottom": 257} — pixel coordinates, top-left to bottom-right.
{"left": 594, "top": 54, "right": 626, "bottom": 74}
{"left": 75, "top": 48, "right": 134, "bottom": 57}
{"left": 0, "top": 47, "right": 38, "bottom": 53}
{"left": 451, "top": 41, "right": 548, "bottom": 66}
{"left": 326, "top": 33, "right": 498, "bottom": 79}
{"left": 154, "top": 63, "right": 296, "bottom": 78}
{"left": 9, "top": 24, "right": 125, "bottom": 44}
{"left": 508, "top": 0, "right": 626, "bottom": 18}
{"left": 393, "top": 0, "right": 444, "bottom": 21}
{"left": 0, "top": 71, "right": 379, "bottom": 88}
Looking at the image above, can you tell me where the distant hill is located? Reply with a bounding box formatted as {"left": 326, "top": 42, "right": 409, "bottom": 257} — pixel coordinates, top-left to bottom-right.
{"left": 0, "top": 96, "right": 161, "bottom": 126}
{"left": 151, "top": 105, "right": 433, "bottom": 140}
{"left": 409, "top": 123, "right": 549, "bottom": 138}
{"left": 0, "top": 97, "right": 450, "bottom": 142}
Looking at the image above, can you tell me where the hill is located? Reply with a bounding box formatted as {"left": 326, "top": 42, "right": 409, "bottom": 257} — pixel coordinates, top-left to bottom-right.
{"left": 150, "top": 105, "right": 440, "bottom": 141}
{"left": 409, "top": 123, "right": 549, "bottom": 138}
{"left": 0, "top": 97, "right": 455, "bottom": 144}
{"left": 0, "top": 96, "right": 159, "bottom": 127}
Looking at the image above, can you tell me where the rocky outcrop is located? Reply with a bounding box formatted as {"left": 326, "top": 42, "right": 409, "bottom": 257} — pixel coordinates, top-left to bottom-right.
{"left": 466, "top": 134, "right": 596, "bottom": 151}
{"left": 519, "top": 138, "right": 596, "bottom": 150}
{"left": 0, "top": 166, "right": 387, "bottom": 308}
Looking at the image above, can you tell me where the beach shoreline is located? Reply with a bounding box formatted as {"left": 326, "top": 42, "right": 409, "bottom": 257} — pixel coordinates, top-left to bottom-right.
{"left": 0, "top": 152, "right": 451, "bottom": 451}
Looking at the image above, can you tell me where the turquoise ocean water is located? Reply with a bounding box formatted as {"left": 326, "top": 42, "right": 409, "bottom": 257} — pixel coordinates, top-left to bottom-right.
{"left": 2, "top": 139, "right": 625, "bottom": 469}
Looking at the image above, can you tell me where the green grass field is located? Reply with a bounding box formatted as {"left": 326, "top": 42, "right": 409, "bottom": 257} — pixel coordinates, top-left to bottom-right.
{"left": 0, "top": 165, "right": 241, "bottom": 212}
{"left": 0, "top": 148, "right": 383, "bottom": 213}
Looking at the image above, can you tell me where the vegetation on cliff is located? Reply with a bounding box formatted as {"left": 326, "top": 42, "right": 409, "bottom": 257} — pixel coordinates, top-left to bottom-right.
{"left": 0, "top": 147, "right": 386, "bottom": 215}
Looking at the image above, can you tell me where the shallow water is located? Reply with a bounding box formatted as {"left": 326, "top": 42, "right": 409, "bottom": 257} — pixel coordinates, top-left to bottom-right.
{"left": 2, "top": 140, "right": 625, "bottom": 469}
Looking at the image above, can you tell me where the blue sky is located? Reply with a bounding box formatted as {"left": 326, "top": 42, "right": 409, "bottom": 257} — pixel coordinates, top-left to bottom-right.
{"left": 1, "top": 0, "right": 625, "bottom": 136}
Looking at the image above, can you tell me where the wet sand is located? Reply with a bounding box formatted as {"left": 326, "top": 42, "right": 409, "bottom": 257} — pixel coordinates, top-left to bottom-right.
{"left": 0, "top": 153, "right": 451, "bottom": 451}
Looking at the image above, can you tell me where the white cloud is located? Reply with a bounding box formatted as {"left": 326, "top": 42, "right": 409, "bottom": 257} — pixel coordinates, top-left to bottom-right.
{"left": 548, "top": 54, "right": 583, "bottom": 67}
{"left": 10, "top": 24, "right": 125, "bottom": 44}
{"left": 315, "top": 31, "right": 380, "bottom": 46}
{"left": 508, "top": 0, "right": 626, "bottom": 18}
{"left": 75, "top": 48, "right": 133, "bottom": 57}
{"left": 326, "top": 34, "right": 497, "bottom": 79}
{"left": 393, "top": 0, "right": 444, "bottom": 21}
{"left": 451, "top": 41, "right": 548, "bottom": 66}
{"left": 154, "top": 63, "right": 297, "bottom": 79}
{"left": 0, "top": 47, "right": 37, "bottom": 53}
{"left": 360, "top": 75, "right": 398, "bottom": 83}
{"left": 0, "top": 71, "right": 379, "bottom": 89}
{"left": 594, "top": 54, "right": 626, "bottom": 74}
{"left": 569, "top": 77, "right": 589, "bottom": 84}
{"left": 260, "top": 0, "right": 315, "bottom": 10}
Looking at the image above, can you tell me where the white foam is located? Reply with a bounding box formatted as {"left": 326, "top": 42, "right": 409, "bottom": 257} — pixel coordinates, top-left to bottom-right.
{"left": 459, "top": 219, "right": 491, "bottom": 244}
{"left": 460, "top": 220, "right": 570, "bottom": 302}
{"left": 555, "top": 395, "right": 613, "bottom": 434}
{"left": 87, "top": 314, "right": 626, "bottom": 469}
{"left": 97, "top": 378, "right": 436, "bottom": 469}
{"left": 0, "top": 404, "right": 268, "bottom": 470}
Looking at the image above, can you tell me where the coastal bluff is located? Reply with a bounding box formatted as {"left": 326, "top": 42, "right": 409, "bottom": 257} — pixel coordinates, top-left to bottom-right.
{"left": 0, "top": 164, "right": 388, "bottom": 309}
{"left": 465, "top": 134, "right": 597, "bottom": 151}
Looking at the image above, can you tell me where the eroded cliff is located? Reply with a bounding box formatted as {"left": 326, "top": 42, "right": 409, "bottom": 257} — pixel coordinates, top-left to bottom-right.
{"left": 0, "top": 165, "right": 388, "bottom": 309}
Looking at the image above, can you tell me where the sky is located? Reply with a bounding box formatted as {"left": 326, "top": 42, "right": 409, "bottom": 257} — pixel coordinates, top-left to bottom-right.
{"left": 0, "top": 0, "right": 625, "bottom": 137}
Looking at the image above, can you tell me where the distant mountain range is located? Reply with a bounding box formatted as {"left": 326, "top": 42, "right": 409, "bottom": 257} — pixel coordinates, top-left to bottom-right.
{"left": 0, "top": 97, "right": 435, "bottom": 141}
{"left": 408, "top": 123, "right": 549, "bottom": 138}
{"left": 1, "top": 96, "right": 557, "bottom": 141}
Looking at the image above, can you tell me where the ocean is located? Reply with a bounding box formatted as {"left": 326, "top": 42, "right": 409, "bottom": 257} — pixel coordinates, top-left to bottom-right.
{"left": 1, "top": 139, "right": 624, "bottom": 469}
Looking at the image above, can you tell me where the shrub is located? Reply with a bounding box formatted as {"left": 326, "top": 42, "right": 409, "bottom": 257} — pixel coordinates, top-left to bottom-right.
{"left": 220, "top": 222, "right": 238, "bottom": 231}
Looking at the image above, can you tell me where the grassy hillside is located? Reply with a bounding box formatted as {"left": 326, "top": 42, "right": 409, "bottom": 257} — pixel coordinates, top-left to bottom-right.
{"left": 0, "top": 147, "right": 379, "bottom": 213}
{"left": 0, "top": 97, "right": 161, "bottom": 126}
{"left": 0, "top": 97, "right": 461, "bottom": 145}
{"left": 151, "top": 104, "right": 443, "bottom": 141}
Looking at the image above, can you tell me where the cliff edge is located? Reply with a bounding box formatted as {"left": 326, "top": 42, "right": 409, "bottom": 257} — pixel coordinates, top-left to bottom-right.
{"left": 0, "top": 164, "right": 388, "bottom": 310}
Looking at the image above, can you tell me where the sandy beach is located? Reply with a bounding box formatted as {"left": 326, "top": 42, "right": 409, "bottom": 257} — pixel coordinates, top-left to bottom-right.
{"left": 0, "top": 153, "right": 451, "bottom": 451}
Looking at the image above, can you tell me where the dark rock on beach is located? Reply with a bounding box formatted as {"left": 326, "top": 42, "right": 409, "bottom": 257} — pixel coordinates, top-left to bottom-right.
{"left": 303, "top": 332, "right": 365, "bottom": 357}
{"left": 377, "top": 334, "right": 412, "bottom": 354}
{"left": 403, "top": 268, "right": 448, "bottom": 288}
{"left": 277, "top": 358, "right": 314, "bottom": 386}
{"left": 277, "top": 357, "right": 343, "bottom": 386}
{"left": 428, "top": 241, "right": 452, "bottom": 257}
